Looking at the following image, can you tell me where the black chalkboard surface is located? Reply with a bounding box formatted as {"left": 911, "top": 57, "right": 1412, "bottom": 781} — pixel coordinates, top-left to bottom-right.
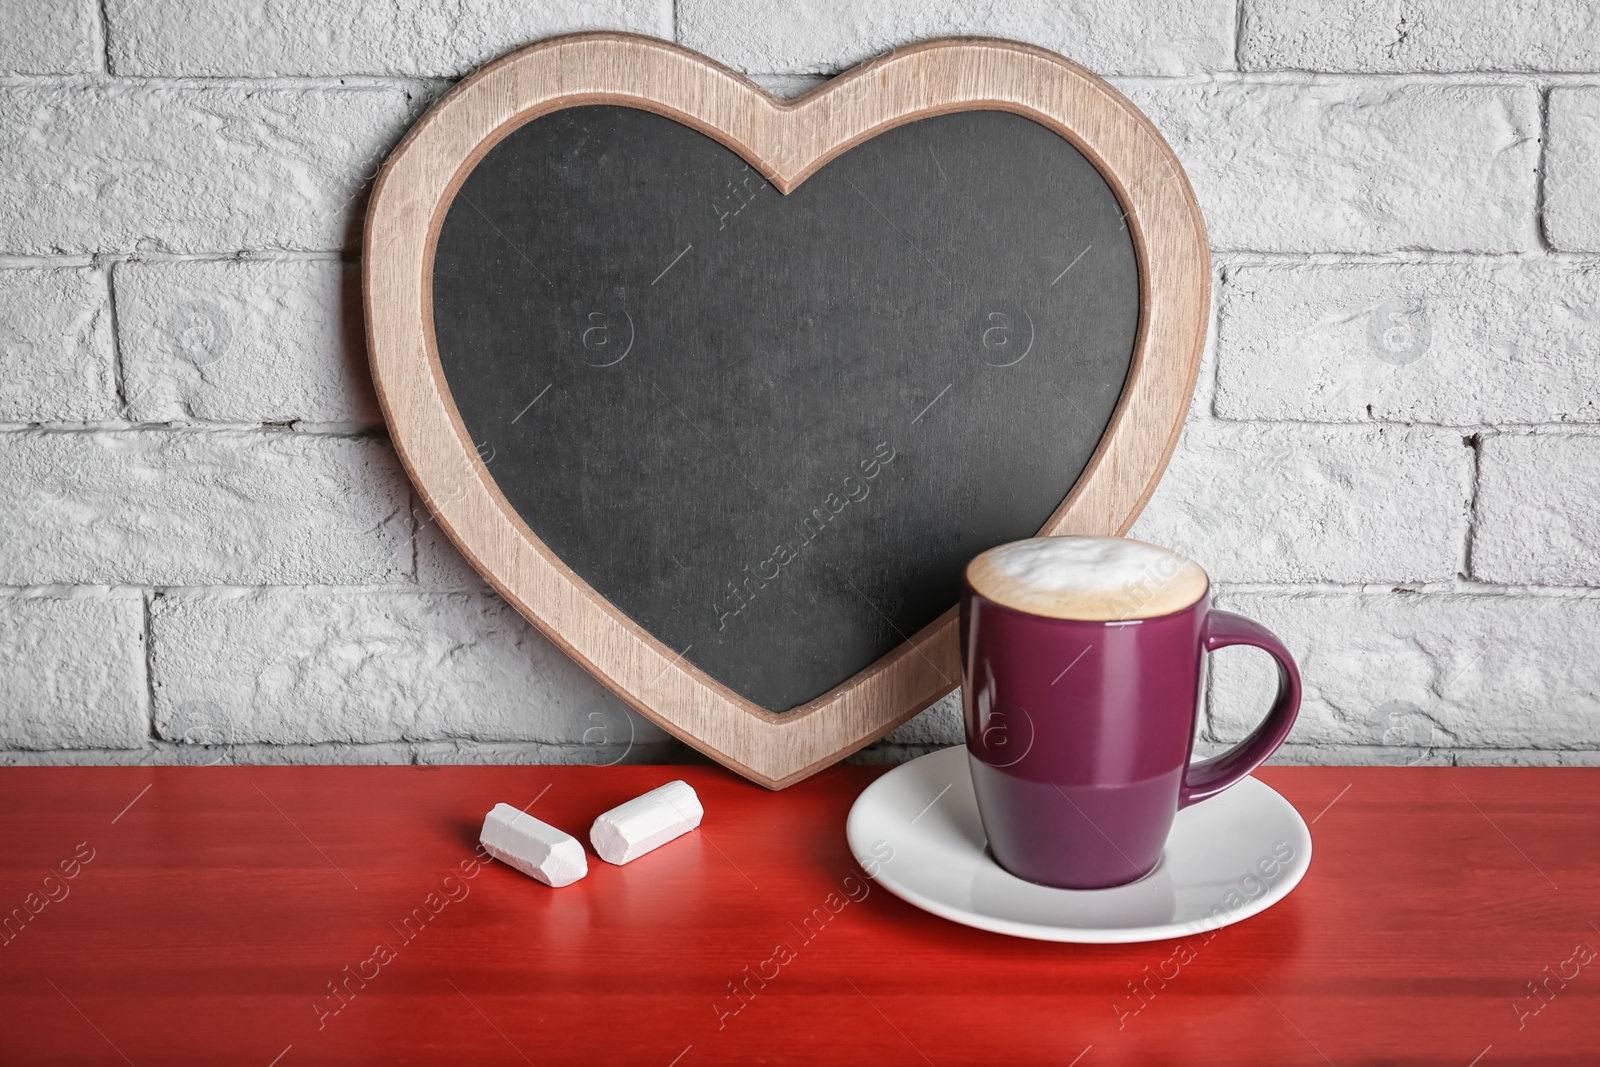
{"left": 431, "top": 103, "right": 1139, "bottom": 711}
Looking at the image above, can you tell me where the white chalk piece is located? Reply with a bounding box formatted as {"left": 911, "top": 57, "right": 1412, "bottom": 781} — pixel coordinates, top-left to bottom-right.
{"left": 479, "top": 803, "right": 588, "bottom": 887}
{"left": 590, "top": 780, "right": 704, "bottom": 865}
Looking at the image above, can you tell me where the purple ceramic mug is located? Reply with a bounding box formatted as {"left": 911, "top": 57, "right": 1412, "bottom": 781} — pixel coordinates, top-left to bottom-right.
{"left": 961, "top": 536, "right": 1301, "bottom": 890}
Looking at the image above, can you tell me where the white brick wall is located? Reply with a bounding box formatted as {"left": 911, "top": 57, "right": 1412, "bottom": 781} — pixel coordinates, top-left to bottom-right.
{"left": 0, "top": 268, "right": 116, "bottom": 422}
{"left": 1546, "top": 88, "right": 1600, "bottom": 252}
{"left": 1, "top": 1, "right": 1596, "bottom": 768}
{"left": 0, "top": 594, "right": 145, "bottom": 749}
{"left": 0, "top": 87, "right": 418, "bottom": 253}
{"left": 107, "top": 0, "right": 673, "bottom": 77}
{"left": 1239, "top": 2, "right": 1600, "bottom": 74}
{"left": 0, "top": 1, "right": 99, "bottom": 74}
{"left": 1473, "top": 433, "right": 1600, "bottom": 586}
{"left": 149, "top": 590, "right": 665, "bottom": 747}
{"left": 1216, "top": 262, "right": 1600, "bottom": 424}
{"left": 0, "top": 431, "right": 411, "bottom": 585}
{"left": 1209, "top": 589, "right": 1600, "bottom": 753}
{"left": 679, "top": 0, "right": 1235, "bottom": 76}
{"left": 1120, "top": 82, "right": 1540, "bottom": 253}
{"left": 1130, "top": 422, "right": 1471, "bottom": 584}
{"left": 115, "top": 258, "right": 379, "bottom": 424}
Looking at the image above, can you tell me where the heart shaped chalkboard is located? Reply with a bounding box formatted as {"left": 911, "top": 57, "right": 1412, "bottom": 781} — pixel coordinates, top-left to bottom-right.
{"left": 366, "top": 34, "right": 1209, "bottom": 787}
{"left": 432, "top": 103, "right": 1140, "bottom": 710}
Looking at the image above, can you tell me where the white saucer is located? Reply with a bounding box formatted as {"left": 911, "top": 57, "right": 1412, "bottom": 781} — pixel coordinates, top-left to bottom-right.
{"left": 846, "top": 746, "right": 1312, "bottom": 944}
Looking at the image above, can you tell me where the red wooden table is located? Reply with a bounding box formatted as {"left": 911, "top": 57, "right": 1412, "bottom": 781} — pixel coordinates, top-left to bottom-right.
{"left": 1, "top": 762, "right": 1597, "bottom": 1066}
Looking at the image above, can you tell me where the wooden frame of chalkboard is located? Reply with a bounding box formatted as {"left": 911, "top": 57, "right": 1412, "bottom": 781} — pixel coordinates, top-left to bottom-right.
{"left": 364, "top": 33, "right": 1209, "bottom": 789}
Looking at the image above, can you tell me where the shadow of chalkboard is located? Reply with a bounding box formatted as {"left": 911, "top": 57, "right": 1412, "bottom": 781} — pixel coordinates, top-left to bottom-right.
{"left": 431, "top": 104, "right": 1138, "bottom": 712}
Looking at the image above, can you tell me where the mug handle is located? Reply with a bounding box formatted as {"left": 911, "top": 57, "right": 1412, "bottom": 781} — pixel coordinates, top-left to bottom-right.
{"left": 1178, "top": 610, "right": 1302, "bottom": 809}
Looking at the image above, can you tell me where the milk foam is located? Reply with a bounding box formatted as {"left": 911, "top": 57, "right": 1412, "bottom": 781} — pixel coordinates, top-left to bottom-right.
{"left": 966, "top": 537, "right": 1208, "bottom": 621}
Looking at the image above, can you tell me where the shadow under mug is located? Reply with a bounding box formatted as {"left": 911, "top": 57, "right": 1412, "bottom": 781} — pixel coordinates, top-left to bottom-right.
{"left": 961, "top": 572, "right": 1301, "bottom": 890}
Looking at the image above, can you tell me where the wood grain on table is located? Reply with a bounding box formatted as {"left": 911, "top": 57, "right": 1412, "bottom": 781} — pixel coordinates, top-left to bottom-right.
{"left": 1, "top": 764, "right": 1596, "bottom": 1065}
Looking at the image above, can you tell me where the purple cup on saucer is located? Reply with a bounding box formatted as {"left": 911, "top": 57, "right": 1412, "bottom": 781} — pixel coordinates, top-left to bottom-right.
{"left": 961, "top": 536, "right": 1301, "bottom": 890}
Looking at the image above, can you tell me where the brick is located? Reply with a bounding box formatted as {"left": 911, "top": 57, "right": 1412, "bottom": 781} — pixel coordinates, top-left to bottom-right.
{"left": 0, "top": 86, "right": 416, "bottom": 255}
{"left": 680, "top": 0, "right": 1234, "bottom": 76}
{"left": 1450, "top": 748, "right": 1600, "bottom": 767}
{"left": 1123, "top": 82, "right": 1539, "bottom": 252}
{"left": 1473, "top": 433, "right": 1600, "bottom": 586}
{"left": 117, "top": 258, "right": 378, "bottom": 424}
{"left": 0, "top": 0, "right": 99, "bottom": 74}
{"left": 1216, "top": 261, "right": 1600, "bottom": 424}
{"left": 1241, "top": 1, "right": 1600, "bottom": 73}
{"left": 1252, "top": 744, "right": 1454, "bottom": 768}
{"left": 0, "top": 269, "right": 117, "bottom": 423}
{"left": 0, "top": 595, "right": 146, "bottom": 749}
{"left": 1210, "top": 590, "right": 1600, "bottom": 751}
{"left": 882, "top": 690, "right": 961, "bottom": 747}
{"left": 748, "top": 75, "right": 827, "bottom": 100}
{"left": 108, "top": 0, "right": 671, "bottom": 77}
{"left": 848, "top": 742, "right": 946, "bottom": 765}
{"left": 411, "top": 738, "right": 683, "bottom": 766}
{"left": 0, "top": 431, "right": 410, "bottom": 585}
{"left": 0, "top": 738, "right": 687, "bottom": 766}
{"left": 1130, "top": 421, "right": 1470, "bottom": 583}
{"left": 150, "top": 590, "right": 662, "bottom": 746}
{"left": 414, "top": 505, "right": 490, "bottom": 590}
{"left": 1546, "top": 88, "right": 1600, "bottom": 253}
